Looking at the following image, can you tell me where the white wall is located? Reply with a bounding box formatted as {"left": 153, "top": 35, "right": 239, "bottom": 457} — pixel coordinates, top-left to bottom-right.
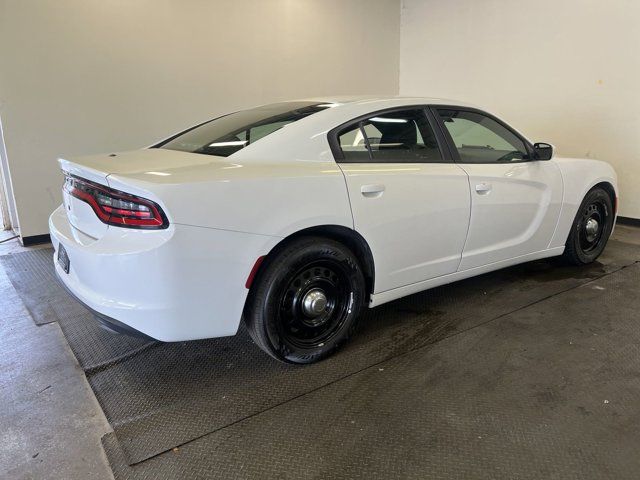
{"left": 0, "top": 0, "right": 400, "bottom": 238}
{"left": 401, "top": 0, "right": 640, "bottom": 218}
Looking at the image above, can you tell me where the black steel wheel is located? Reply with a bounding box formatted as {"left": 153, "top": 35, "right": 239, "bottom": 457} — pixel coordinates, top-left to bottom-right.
{"left": 244, "top": 236, "right": 365, "bottom": 364}
{"left": 563, "top": 187, "right": 614, "bottom": 265}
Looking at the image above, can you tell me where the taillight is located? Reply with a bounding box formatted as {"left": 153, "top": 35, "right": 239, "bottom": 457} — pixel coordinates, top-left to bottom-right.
{"left": 63, "top": 174, "right": 168, "bottom": 229}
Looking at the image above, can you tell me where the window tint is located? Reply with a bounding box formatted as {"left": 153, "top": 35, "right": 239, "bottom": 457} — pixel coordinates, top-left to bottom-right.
{"left": 337, "top": 109, "right": 443, "bottom": 163}
{"left": 438, "top": 109, "right": 529, "bottom": 163}
{"left": 158, "top": 102, "right": 332, "bottom": 157}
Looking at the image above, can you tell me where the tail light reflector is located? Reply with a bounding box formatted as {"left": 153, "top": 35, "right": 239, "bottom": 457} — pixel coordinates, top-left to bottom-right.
{"left": 245, "top": 256, "right": 265, "bottom": 289}
{"left": 63, "top": 174, "right": 169, "bottom": 229}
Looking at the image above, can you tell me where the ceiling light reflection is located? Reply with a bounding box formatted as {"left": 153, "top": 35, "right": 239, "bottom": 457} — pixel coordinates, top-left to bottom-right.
{"left": 370, "top": 117, "right": 408, "bottom": 123}
{"left": 208, "top": 140, "right": 248, "bottom": 147}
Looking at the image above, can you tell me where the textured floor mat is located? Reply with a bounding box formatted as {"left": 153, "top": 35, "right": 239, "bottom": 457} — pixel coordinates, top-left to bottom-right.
{"left": 3, "top": 239, "right": 640, "bottom": 467}
{"left": 0, "top": 248, "right": 155, "bottom": 371}
{"left": 88, "top": 240, "right": 640, "bottom": 464}
{"left": 103, "top": 262, "right": 640, "bottom": 479}
{"left": 0, "top": 248, "right": 87, "bottom": 325}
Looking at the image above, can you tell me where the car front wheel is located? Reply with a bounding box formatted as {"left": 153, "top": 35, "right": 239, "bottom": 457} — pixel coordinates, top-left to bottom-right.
{"left": 244, "top": 236, "right": 366, "bottom": 364}
{"left": 563, "top": 186, "right": 614, "bottom": 265}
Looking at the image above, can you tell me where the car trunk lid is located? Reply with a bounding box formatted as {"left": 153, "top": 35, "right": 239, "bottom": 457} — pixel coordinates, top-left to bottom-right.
{"left": 58, "top": 148, "right": 224, "bottom": 238}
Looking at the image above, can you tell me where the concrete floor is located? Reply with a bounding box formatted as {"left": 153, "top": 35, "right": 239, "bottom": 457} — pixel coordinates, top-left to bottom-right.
{"left": 0, "top": 232, "right": 113, "bottom": 480}
{"left": 0, "top": 224, "right": 639, "bottom": 479}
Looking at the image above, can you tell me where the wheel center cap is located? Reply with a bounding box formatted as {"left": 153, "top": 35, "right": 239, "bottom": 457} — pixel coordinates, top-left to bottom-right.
{"left": 302, "top": 289, "right": 328, "bottom": 317}
{"left": 585, "top": 218, "right": 599, "bottom": 238}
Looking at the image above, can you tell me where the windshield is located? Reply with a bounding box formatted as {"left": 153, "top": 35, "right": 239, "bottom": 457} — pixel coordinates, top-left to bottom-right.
{"left": 156, "top": 102, "right": 331, "bottom": 157}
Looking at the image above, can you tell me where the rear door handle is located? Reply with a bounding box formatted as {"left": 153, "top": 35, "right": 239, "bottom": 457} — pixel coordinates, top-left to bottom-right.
{"left": 475, "top": 182, "right": 492, "bottom": 195}
{"left": 360, "top": 184, "right": 385, "bottom": 198}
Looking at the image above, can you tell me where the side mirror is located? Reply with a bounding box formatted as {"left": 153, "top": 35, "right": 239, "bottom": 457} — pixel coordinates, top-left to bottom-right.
{"left": 533, "top": 142, "right": 554, "bottom": 161}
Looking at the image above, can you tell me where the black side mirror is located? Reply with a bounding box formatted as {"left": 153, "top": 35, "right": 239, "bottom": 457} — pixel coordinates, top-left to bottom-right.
{"left": 533, "top": 142, "right": 554, "bottom": 161}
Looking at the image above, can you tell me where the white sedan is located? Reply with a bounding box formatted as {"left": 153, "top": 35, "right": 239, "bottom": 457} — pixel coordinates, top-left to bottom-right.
{"left": 49, "top": 97, "right": 617, "bottom": 363}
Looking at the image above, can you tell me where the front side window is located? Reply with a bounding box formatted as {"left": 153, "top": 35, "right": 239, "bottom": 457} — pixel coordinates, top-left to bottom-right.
{"left": 437, "top": 109, "right": 529, "bottom": 163}
{"left": 337, "top": 109, "right": 443, "bottom": 163}
{"left": 158, "top": 102, "right": 332, "bottom": 157}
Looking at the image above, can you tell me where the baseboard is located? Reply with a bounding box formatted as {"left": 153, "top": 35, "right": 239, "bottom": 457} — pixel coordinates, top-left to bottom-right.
{"left": 21, "top": 233, "right": 51, "bottom": 247}
{"left": 617, "top": 216, "right": 640, "bottom": 228}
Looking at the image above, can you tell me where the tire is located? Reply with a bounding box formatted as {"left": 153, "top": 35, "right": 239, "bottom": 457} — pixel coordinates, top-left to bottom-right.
{"left": 244, "top": 236, "right": 366, "bottom": 364}
{"left": 562, "top": 187, "right": 614, "bottom": 265}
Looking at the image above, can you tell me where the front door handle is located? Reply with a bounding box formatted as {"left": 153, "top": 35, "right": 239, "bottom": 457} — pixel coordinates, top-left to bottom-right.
{"left": 361, "top": 184, "right": 385, "bottom": 198}
{"left": 475, "top": 182, "right": 492, "bottom": 195}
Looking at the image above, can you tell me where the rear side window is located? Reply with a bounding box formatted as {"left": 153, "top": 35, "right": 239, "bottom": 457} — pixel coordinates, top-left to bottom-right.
{"left": 336, "top": 109, "right": 443, "bottom": 163}
{"left": 338, "top": 125, "right": 371, "bottom": 161}
{"left": 437, "top": 109, "right": 529, "bottom": 163}
{"left": 157, "top": 102, "right": 332, "bottom": 157}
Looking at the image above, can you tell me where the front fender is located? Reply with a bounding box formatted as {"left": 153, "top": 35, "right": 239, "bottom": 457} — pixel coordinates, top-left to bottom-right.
{"left": 549, "top": 158, "right": 618, "bottom": 249}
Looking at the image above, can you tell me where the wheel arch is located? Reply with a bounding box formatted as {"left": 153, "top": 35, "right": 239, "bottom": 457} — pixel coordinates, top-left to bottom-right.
{"left": 560, "top": 180, "right": 617, "bottom": 265}
{"left": 591, "top": 181, "right": 617, "bottom": 215}
{"left": 549, "top": 158, "right": 618, "bottom": 249}
{"left": 248, "top": 224, "right": 376, "bottom": 301}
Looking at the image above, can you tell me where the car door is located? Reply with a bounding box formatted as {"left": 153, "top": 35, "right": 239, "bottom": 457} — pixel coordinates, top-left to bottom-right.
{"left": 332, "top": 107, "right": 471, "bottom": 293}
{"left": 433, "top": 107, "right": 563, "bottom": 271}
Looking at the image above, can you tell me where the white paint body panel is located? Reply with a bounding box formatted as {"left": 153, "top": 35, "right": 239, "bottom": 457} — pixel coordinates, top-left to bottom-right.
{"left": 458, "top": 160, "right": 563, "bottom": 270}
{"left": 340, "top": 162, "right": 470, "bottom": 291}
{"left": 50, "top": 205, "right": 279, "bottom": 341}
{"left": 549, "top": 158, "right": 618, "bottom": 248}
{"left": 48, "top": 97, "right": 618, "bottom": 341}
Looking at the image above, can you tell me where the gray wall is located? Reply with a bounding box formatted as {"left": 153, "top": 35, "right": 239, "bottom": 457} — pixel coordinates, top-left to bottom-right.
{"left": 0, "top": 0, "right": 401, "bottom": 237}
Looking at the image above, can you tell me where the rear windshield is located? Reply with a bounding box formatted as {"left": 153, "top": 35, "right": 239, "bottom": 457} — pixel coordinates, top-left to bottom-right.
{"left": 156, "top": 102, "right": 331, "bottom": 157}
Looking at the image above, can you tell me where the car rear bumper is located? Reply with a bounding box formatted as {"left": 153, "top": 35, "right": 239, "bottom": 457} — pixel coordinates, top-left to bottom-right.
{"left": 49, "top": 205, "right": 279, "bottom": 341}
{"left": 54, "top": 269, "right": 155, "bottom": 339}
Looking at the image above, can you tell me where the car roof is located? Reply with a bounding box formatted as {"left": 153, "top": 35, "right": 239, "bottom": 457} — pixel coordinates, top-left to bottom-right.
{"left": 288, "top": 95, "right": 478, "bottom": 109}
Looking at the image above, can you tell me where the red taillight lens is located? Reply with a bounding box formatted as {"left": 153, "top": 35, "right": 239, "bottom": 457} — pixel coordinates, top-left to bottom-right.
{"left": 63, "top": 174, "right": 168, "bottom": 229}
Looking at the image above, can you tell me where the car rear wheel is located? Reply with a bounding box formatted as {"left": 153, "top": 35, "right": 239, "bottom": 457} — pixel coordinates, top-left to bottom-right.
{"left": 563, "top": 187, "right": 614, "bottom": 265}
{"left": 244, "top": 237, "right": 366, "bottom": 364}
